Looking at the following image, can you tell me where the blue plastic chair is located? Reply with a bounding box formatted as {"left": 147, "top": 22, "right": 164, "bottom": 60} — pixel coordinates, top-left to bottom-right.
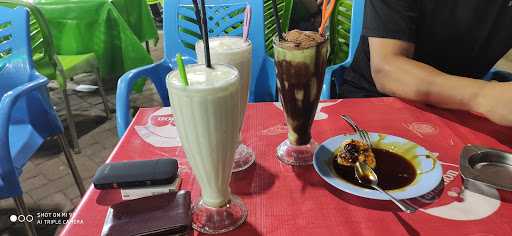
{"left": 321, "top": 0, "right": 364, "bottom": 99}
{"left": 0, "top": 6, "right": 85, "bottom": 236}
{"left": 483, "top": 68, "right": 512, "bottom": 82}
{"left": 117, "top": 0, "right": 276, "bottom": 137}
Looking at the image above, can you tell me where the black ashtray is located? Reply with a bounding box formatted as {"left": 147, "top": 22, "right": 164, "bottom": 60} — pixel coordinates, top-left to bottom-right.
{"left": 460, "top": 145, "right": 512, "bottom": 195}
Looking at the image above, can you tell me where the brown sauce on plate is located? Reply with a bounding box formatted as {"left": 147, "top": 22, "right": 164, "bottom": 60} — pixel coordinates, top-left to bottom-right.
{"left": 333, "top": 148, "right": 417, "bottom": 190}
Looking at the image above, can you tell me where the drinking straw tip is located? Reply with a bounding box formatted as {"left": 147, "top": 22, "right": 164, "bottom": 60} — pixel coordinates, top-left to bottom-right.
{"left": 319, "top": 0, "right": 336, "bottom": 35}
{"left": 176, "top": 53, "right": 189, "bottom": 86}
{"left": 198, "top": 0, "right": 212, "bottom": 68}
{"left": 243, "top": 5, "right": 251, "bottom": 41}
{"left": 270, "top": 0, "right": 284, "bottom": 41}
{"left": 192, "top": 0, "right": 203, "bottom": 39}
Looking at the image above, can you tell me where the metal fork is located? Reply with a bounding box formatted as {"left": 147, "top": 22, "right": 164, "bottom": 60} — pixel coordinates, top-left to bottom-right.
{"left": 360, "top": 130, "right": 373, "bottom": 149}
{"left": 340, "top": 115, "right": 372, "bottom": 148}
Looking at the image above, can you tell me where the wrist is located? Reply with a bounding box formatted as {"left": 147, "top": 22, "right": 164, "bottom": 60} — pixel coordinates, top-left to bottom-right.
{"left": 468, "top": 80, "right": 492, "bottom": 114}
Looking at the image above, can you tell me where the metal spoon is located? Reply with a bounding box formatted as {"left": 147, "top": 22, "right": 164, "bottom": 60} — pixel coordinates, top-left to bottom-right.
{"left": 340, "top": 115, "right": 415, "bottom": 212}
{"left": 354, "top": 161, "right": 417, "bottom": 213}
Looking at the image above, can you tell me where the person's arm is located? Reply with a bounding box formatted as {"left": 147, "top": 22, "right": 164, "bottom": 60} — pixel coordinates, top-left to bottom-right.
{"left": 369, "top": 37, "right": 512, "bottom": 126}
{"left": 368, "top": 37, "right": 484, "bottom": 111}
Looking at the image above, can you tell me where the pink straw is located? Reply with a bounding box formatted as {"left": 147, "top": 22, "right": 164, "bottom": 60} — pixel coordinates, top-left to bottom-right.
{"left": 243, "top": 6, "right": 251, "bottom": 41}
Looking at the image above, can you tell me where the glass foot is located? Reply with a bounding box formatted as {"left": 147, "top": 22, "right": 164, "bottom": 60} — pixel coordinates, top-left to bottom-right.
{"left": 276, "top": 139, "right": 318, "bottom": 165}
{"left": 192, "top": 195, "right": 248, "bottom": 234}
{"left": 232, "top": 143, "right": 256, "bottom": 172}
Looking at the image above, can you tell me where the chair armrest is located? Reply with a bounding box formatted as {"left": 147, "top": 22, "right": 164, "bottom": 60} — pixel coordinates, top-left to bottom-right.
{"left": 322, "top": 60, "right": 351, "bottom": 99}
{"left": 0, "top": 76, "right": 48, "bottom": 188}
{"left": 116, "top": 60, "right": 172, "bottom": 137}
{"left": 330, "top": 56, "right": 353, "bottom": 73}
{"left": 491, "top": 70, "right": 512, "bottom": 82}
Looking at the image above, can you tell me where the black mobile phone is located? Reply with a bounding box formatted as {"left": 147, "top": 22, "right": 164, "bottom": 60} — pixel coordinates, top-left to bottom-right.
{"left": 93, "top": 158, "right": 178, "bottom": 190}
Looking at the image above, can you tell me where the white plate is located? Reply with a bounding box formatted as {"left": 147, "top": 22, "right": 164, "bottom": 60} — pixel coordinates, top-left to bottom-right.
{"left": 313, "top": 133, "right": 443, "bottom": 200}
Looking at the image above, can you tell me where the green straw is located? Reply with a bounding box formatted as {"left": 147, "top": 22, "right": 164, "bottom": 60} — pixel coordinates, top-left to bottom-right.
{"left": 176, "top": 53, "right": 189, "bottom": 86}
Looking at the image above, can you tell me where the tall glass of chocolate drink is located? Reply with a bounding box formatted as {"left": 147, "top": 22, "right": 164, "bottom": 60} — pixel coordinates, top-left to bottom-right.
{"left": 274, "top": 30, "right": 329, "bottom": 165}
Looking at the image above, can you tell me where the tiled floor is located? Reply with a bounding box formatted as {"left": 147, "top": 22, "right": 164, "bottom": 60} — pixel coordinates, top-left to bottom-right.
{"left": 1, "top": 30, "right": 511, "bottom": 235}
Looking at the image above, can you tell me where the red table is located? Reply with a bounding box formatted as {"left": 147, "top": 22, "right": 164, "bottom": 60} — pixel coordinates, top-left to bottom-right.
{"left": 61, "top": 98, "right": 512, "bottom": 236}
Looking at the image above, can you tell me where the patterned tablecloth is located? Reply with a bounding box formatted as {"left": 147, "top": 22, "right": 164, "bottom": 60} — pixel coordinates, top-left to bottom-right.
{"left": 61, "top": 98, "right": 512, "bottom": 236}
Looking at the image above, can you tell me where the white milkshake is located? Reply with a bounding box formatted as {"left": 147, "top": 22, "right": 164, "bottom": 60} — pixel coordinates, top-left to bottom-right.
{"left": 196, "top": 36, "right": 252, "bottom": 113}
{"left": 167, "top": 64, "right": 241, "bottom": 208}
{"left": 196, "top": 36, "right": 255, "bottom": 172}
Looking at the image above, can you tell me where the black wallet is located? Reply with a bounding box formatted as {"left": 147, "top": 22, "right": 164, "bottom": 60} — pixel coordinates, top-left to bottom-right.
{"left": 102, "top": 191, "right": 192, "bottom": 236}
{"left": 93, "top": 158, "right": 179, "bottom": 190}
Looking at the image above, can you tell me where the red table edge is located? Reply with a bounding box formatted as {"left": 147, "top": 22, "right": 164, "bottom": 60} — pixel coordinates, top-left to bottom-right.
{"left": 59, "top": 109, "right": 151, "bottom": 235}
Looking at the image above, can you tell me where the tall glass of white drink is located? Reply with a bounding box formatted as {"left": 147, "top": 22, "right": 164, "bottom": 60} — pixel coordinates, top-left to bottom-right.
{"left": 167, "top": 64, "right": 247, "bottom": 234}
{"left": 196, "top": 36, "right": 255, "bottom": 172}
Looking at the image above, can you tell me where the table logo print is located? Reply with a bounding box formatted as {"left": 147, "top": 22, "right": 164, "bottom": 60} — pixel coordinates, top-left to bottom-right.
{"left": 134, "top": 107, "right": 181, "bottom": 147}
{"left": 403, "top": 122, "right": 439, "bottom": 138}
{"left": 261, "top": 124, "right": 288, "bottom": 136}
{"left": 150, "top": 114, "right": 176, "bottom": 127}
{"left": 418, "top": 161, "right": 501, "bottom": 221}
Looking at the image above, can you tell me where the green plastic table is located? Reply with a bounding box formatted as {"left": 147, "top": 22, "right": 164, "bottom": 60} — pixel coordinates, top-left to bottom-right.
{"left": 32, "top": 0, "right": 157, "bottom": 79}
{"left": 111, "top": 0, "right": 159, "bottom": 43}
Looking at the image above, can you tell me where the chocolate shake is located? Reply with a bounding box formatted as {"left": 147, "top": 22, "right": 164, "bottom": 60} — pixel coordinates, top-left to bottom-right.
{"left": 274, "top": 30, "right": 329, "bottom": 166}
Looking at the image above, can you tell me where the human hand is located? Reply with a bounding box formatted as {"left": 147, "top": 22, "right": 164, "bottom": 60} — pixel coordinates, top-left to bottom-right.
{"left": 473, "top": 81, "right": 512, "bottom": 127}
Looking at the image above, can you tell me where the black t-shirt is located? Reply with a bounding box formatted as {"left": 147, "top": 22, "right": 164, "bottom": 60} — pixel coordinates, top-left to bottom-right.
{"left": 341, "top": 0, "right": 512, "bottom": 98}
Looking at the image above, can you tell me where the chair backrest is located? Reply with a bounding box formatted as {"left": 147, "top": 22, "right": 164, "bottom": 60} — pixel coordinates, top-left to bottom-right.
{"left": 164, "top": 0, "right": 264, "bottom": 61}
{"left": 147, "top": 0, "right": 161, "bottom": 5}
{"left": 0, "top": 6, "right": 32, "bottom": 94}
{"left": 0, "top": 5, "right": 61, "bottom": 134}
{"left": 263, "top": 0, "right": 293, "bottom": 55}
{"left": 329, "top": 0, "right": 364, "bottom": 66}
{"left": 163, "top": 0, "right": 287, "bottom": 102}
{"left": 0, "top": 6, "right": 33, "bottom": 196}
{"left": 0, "top": 0, "right": 58, "bottom": 71}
